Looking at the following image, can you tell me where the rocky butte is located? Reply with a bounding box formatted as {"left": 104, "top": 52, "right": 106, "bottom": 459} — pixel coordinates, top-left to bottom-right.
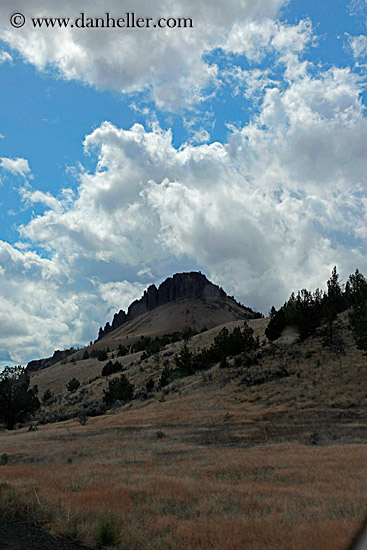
{"left": 26, "top": 272, "right": 258, "bottom": 372}
{"left": 97, "top": 271, "right": 256, "bottom": 340}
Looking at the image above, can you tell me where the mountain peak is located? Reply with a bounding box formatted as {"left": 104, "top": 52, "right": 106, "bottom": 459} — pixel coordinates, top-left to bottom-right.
{"left": 97, "top": 271, "right": 252, "bottom": 340}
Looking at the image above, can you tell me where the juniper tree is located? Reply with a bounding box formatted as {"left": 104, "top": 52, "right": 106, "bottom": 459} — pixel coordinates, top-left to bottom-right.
{"left": 0, "top": 366, "right": 40, "bottom": 430}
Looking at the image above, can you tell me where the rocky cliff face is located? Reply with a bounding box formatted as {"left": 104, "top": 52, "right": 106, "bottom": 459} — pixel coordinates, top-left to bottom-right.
{"left": 97, "top": 272, "right": 253, "bottom": 340}
{"left": 27, "top": 347, "right": 77, "bottom": 373}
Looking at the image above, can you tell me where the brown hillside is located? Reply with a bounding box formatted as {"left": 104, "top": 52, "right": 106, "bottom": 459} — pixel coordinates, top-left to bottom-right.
{"left": 2, "top": 312, "right": 367, "bottom": 550}
{"left": 29, "top": 317, "right": 267, "bottom": 418}
{"left": 29, "top": 311, "right": 366, "bottom": 430}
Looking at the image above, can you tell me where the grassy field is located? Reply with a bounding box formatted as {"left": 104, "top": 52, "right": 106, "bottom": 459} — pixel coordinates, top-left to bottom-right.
{"left": 1, "top": 391, "right": 367, "bottom": 550}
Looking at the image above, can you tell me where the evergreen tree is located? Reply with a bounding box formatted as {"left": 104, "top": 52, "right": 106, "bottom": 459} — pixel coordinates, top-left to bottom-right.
{"left": 0, "top": 366, "right": 40, "bottom": 430}
{"left": 117, "top": 344, "right": 129, "bottom": 357}
{"left": 266, "top": 267, "right": 347, "bottom": 342}
{"left": 174, "top": 342, "right": 195, "bottom": 376}
{"left": 67, "top": 377, "right": 80, "bottom": 391}
{"left": 145, "top": 378, "right": 155, "bottom": 391}
{"left": 265, "top": 306, "right": 287, "bottom": 340}
{"left": 349, "top": 285, "right": 367, "bottom": 352}
{"left": 323, "top": 266, "right": 343, "bottom": 343}
{"left": 102, "top": 360, "right": 124, "bottom": 377}
{"left": 97, "top": 350, "right": 108, "bottom": 361}
{"left": 159, "top": 365, "right": 172, "bottom": 387}
{"left": 103, "top": 374, "right": 134, "bottom": 406}
{"left": 346, "top": 269, "right": 367, "bottom": 306}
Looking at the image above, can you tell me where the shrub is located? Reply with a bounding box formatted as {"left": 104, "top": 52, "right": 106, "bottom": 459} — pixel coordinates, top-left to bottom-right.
{"left": 83, "top": 402, "right": 106, "bottom": 418}
{"left": 103, "top": 374, "right": 134, "bottom": 406}
{"left": 160, "top": 366, "right": 172, "bottom": 387}
{"left": 90, "top": 349, "right": 108, "bottom": 361}
{"left": 67, "top": 378, "right": 80, "bottom": 392}
{"left": 146, "top": 378, "right": 155, "bottom": 391}
{"left": 82, "top": 349, "right": 89, "bottom": 360}
{"left": 130, "top": 333, "right": 182, "bottom": 357}
{"left": 117, "top": 344, "right": 129, "bottom": 357}
{"left": 97, "top": 350, "right": 108, "bottom": 361}
{"left": 310, "top": 431, "right": 319, "bottom": 445}
{"left": 220, "top": 356, "right": 228, "bottom": 369}
{"left": 0, "top": 453, "right": 8, "bottom": 466}
{"left": 95, "top": 518, "right": 119, "bottom": 549}
{"left": 101, "top": 360, "right": 124, "bottom": 377}
{"left": 76, "top": 413, "right": 88, "bottom": 426}
{"left": 42, "top": 389, "right": 54, "bottom": 402}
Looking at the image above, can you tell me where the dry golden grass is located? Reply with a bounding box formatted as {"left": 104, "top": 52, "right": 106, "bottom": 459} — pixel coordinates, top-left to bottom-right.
{"left": 1, "top": 392, "right": 367, "bottom": 550}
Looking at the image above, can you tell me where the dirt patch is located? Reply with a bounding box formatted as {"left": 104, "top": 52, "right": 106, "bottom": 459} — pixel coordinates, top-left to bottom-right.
{"left": 277, "top": 325, "right": 300, "bottom": 344}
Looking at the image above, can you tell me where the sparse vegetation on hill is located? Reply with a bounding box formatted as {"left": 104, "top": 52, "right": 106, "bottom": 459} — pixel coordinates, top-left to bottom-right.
{"left": 173, "top": 322, "right": 259, "bottom": 378}
{"left": 266, "top": 267, "right": 367, "bottom": 346}
{"left": 26, "top": 346, "right": 80, "bottom": 373}
{"left": 131, "top": 332, "right": 182, "bottom": 357}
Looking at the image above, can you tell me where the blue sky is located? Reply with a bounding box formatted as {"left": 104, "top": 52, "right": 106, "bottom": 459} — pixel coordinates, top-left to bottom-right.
{"left": 0, "top": 0, "right": 366, "bottom": 366}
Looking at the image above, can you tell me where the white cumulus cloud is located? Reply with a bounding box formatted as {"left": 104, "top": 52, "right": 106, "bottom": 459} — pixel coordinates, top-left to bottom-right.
{"left": 0, "top": 157, "right": 31, "bottom": 177}
{"left": 0, "top": 51, "right": 12, "bottom": 64}
{"left": 0, "top": 0, "right": 286, "bottom": 110}
{"left": 17, "top": 56, "right": 367, "bottom": 314}
{"left": 347, "top": 33, "right": 367, "bottom": 59}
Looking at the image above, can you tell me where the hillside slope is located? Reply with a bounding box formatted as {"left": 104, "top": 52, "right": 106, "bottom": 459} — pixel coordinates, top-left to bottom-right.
{"left": 29, "top": 311, "right": 366, "bottom": 435}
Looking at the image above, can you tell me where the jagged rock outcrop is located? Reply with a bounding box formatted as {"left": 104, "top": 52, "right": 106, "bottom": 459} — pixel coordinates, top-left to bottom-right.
{"left": 27, "top": 347, "right": 77, "bottom": 373}
{"left": 97, "top": 271, "right": 254, "bottom": 340}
